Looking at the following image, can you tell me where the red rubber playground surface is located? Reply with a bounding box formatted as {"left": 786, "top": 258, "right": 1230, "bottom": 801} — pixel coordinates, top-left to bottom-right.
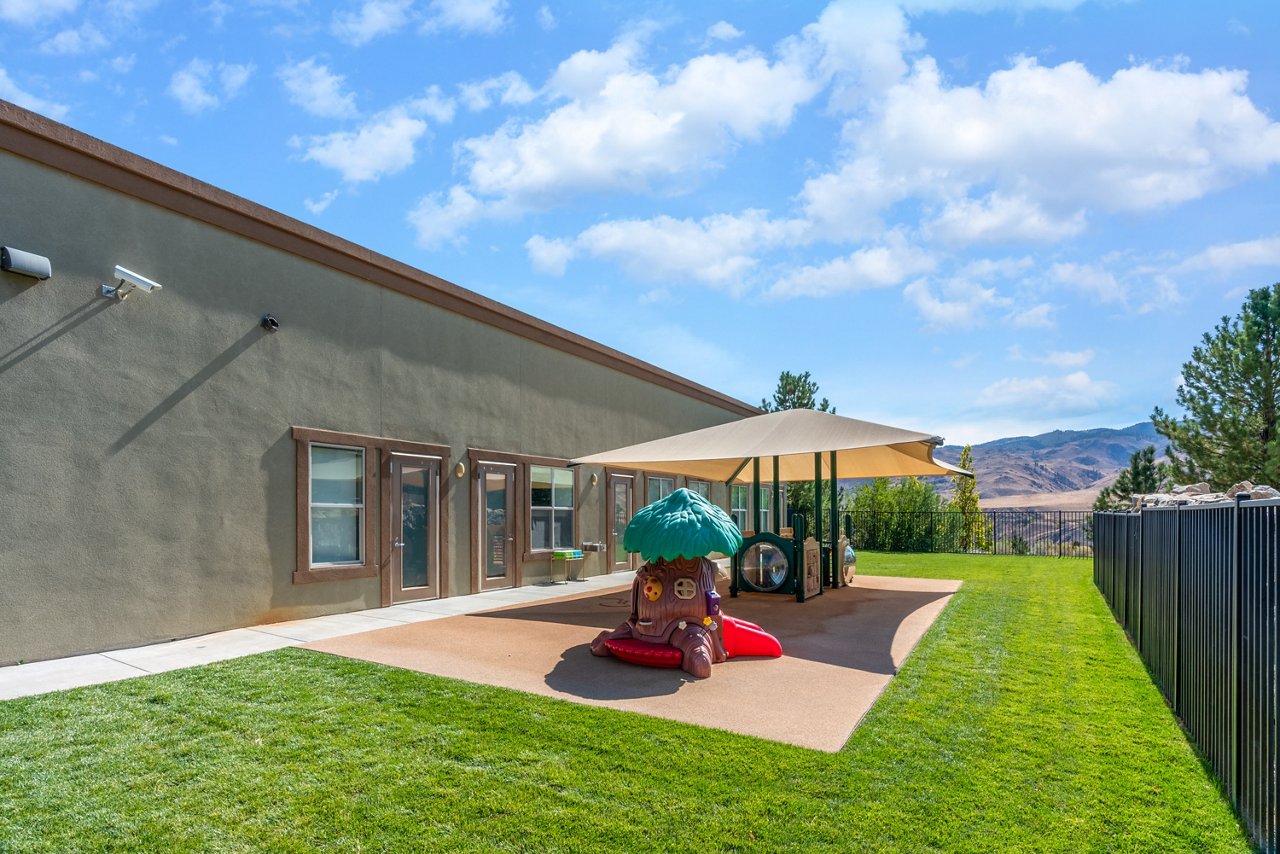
{"left": 304, "top": 574, "right": 960, "bottom": 752}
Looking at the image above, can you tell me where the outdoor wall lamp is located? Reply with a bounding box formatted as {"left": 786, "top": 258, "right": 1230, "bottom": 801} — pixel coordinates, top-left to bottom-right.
{"left": 1, "top": 246, "right": 52, "bottom": 280}
{"left": 455, "top": 462, "right": 466, "bottom": 478}
{"left": 590, "top": 473, "right": 599, "bottom": 486}
{"left": 99, "top": 265, "right": 163, "bottom": 301}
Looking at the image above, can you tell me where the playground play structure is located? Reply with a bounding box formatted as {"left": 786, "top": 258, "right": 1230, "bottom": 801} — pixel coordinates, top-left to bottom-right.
{"left": 590, "top": 488, "right": 783, "bottom": 678}
{"left": 574, "top": 408, "right": 969, "bottom": 605}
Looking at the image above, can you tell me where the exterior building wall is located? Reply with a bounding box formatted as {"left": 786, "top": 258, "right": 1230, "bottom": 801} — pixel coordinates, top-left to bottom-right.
{"left": 0, "top": 114, "right": 752, "bottom": 665}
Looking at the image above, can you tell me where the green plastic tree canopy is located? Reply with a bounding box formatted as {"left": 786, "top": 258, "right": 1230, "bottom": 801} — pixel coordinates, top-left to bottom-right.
{"left": 623, "top": 487, "right": 743, "bottom": 562}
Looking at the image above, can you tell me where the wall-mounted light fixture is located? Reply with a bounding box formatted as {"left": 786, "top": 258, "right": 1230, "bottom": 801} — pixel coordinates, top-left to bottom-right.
{"left": 99, "top": 265, "right": 163, "bottom": 301}
{"left": 1, "top": 246, "right": 52, "bottom": 280}
{"left": 454, "top": 462, "right": 466, "bottom": 479}
{"left": 260, "top": 314, "right": 280, "bottom": 332}
{"left": 590, "top": 473, "right": 599, "bottom": 486}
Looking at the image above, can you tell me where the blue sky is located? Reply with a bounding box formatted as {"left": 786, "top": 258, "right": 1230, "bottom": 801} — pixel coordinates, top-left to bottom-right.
{"left": 2, "top": 0, "right": 1278, "bottom": 445}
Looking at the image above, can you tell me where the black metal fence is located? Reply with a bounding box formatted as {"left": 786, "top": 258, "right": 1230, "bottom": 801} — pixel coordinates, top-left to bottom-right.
{"left": 836, "top": 510, "right": 1092, "bottom": 557}
{"left": 1095, "top": 500, "right": 1278, "bottom": 853}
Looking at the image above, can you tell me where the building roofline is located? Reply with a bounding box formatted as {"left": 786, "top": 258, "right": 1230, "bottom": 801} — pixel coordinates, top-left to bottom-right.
{"left": 0, "top": 100, "right": 759, "bottom": 419}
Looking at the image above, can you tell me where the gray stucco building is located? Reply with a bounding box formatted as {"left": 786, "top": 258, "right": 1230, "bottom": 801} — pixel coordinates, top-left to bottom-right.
{"left": 0, "top": 100, "right": 756, "bottom": 666}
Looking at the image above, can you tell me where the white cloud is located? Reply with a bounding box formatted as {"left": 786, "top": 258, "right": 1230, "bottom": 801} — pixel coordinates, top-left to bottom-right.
{"left": 39, "top": 23, "right": 106, "bottom": 55}
{"left": 706, "top": 21, "right": 742, "bottom": 42}
{"left": 299, "top": 107, "right": 427, "bottom": 182}
{"left": 1050, "top": 261, "right": 1123, "bottom": 303}
{"left": 977, "top": 370, "right": 1116, "bottom": 414}
{"left": 903, "top": 277, "right": 1007, "bottom": 328}
{"left": 0, "top": 0, "right": 77, "bottom": 24}
{"left": 332, "top": 0, "right": 412, "bottom": 46}
{"left": 1175, "top": 235, "right": 1280, "bottom": 275}
{"left": 408, "top": 85, "right": 456, "bottom": 123}
{"left": 219, "top": 63, "right": 252, "bottom": 97}
{"left": 278, "top": 59, "right": 358, "bottom": 119}
{"left": 407, "top": 185, "right": 492, "bottom": 247}
{"left": 304, "top": 190, "right": 340, "bottom": 214}
{"left": 458, "top": 71, "right": 536, "bottom": 111}
{"left": 434, "top": 29, "right": 820, "bottom": 219}
{"left": 529, "top": 208, "right": 810, "bottom": 285}
{"left": 770, "top": 233, "right": 935, "bottom": 298}
{"left": 159, "top": 134, "right": 177, "bottom": 145}
{"left": 536, "top": 5, "right": 554, "bottom": 30}
{"left": 899, "top": 0, "right": 1087, "bottom": 10}
{"left": 423, "top": 0, "right": 507, "bottom": 34}
{"left": 525, "top": 235, "right": 575, "bottom": 276}
{"left": 799, "top": 0, "right": 920, "bottom": 110}
{"left": 104, "top": 0, "right": 161, "bottom": 20}
{"left": 1041, "top": 349, "right": 1094, "bottom": 368}
{"left": 579, "top": 211, "right": 804, "bottom": 289}
{"left": 0, "top": 67, "right": 68, "bottom": 119}
{"left": 1010, "top": 303, "right": 1054, "bottom": 328}
{"left": 168, "top": 59, "right": 254, "bottom": 114}
{"left": 109, "top": 54, "right": 135, "bottom": 74}
{"left": 924, "top": 192, "right": 1087, "bottom": 244}
{"left": 803, "top": 54, "right": 1280, "bottom": 246}
{"left": 204, "top": 0, "right": 230, "bottom": 28}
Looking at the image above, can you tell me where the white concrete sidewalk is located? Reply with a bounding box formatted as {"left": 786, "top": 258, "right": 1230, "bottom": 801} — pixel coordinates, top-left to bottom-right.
{"left": 0, "top": 572, "right": 636, "bottom": 702}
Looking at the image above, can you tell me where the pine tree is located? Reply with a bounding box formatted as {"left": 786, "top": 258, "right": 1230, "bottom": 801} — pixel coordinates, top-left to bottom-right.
{"left": 1152, "top": 284, "right": 1280, "bottom": 490}
{"left": 763, "top": 370, "right": 834, "bottom": 524}
{"left": 1093, "top": 445, "right": 1168, "bottom": 511}
{"left": 947, "top": 445, "right": 990, "bottom": 551}
{"left": 761, "top": 370, "right": 835, "bottom": 413}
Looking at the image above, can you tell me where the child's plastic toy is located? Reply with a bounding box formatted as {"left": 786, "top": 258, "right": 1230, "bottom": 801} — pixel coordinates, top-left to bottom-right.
{"left": 591, "top": 488, "right": 782, "bottom": 678}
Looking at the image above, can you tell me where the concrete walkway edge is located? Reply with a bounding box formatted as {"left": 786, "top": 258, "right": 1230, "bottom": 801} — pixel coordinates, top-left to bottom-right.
{"left": 0, "top": 572, "right": 637, "bottom": 701}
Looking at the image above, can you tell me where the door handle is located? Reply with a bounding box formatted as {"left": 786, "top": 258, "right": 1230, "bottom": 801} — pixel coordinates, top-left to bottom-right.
{"left": 394, "top": 539, "right": 405, "bottom": 548}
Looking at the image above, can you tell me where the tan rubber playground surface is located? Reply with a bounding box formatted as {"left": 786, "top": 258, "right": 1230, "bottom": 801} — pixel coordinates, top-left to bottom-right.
{"left": 304, "top": 574, "right": 961, "bottom": 752}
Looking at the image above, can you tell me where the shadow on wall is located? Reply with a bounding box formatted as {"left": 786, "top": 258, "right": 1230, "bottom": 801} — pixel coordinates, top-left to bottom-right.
{"left": 263, "top": 429, "right": 298, "bottom": 616}
{"left": 109, "top": 327, "right": 261, "bottom": 456}
{"left": 0, "top": 296, "right": 110, "bottom": 375}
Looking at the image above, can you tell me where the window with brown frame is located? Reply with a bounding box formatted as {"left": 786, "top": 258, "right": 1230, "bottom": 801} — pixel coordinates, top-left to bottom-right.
{"left": 686, "top": 479, "right": 711, "bottom": 500}
{"left": 466, "top": 449, "right": 579, "bottom": 564}
{"left": 529, "top": 464, "right": 576, "bottom": 552}
{"left": 646, "top": 475, "right": 675, "bottom": 505}
{"left": 292, "top": 426, "right": 450, "bottom": 589}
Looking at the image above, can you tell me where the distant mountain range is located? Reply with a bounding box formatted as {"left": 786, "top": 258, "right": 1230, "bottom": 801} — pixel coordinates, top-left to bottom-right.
{"left": 930, "top": 422, "right": 1163, "bottom": 509}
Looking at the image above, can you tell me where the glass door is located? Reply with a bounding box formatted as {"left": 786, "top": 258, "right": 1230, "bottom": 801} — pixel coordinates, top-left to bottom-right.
{"left": 477, "top": 463, "right": 516, "bottom": 590}
{"left": 390, "top": 454, "right": 440, "bottom": 603}
{"left": 607, "top": 473, "right": 635, "bottom": 572}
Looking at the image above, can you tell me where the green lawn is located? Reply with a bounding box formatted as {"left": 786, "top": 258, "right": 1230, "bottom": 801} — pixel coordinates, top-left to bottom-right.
{"left": 0, "top": 554, "right": 1249, "bottom": 852}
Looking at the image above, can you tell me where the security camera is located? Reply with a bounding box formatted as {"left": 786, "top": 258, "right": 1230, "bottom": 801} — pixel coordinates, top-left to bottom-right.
{"left": 1, "top": 246, "right": 52, "bottom": 280}
{"left": 114, "top": 266, "right": 162, "bottom": 292}
{"left": 99, "top": 265, "right": 163, "bottom": 300}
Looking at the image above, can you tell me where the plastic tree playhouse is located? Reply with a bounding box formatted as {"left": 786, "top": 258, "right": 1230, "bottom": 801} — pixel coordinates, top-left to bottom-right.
{"left": 591, "top": 488, "right": 782, "bottom": 678}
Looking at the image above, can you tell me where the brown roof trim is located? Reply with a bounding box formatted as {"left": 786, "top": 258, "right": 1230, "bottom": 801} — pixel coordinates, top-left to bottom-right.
{"left": 0, "top": 100, "right": 759, "bottom": 418}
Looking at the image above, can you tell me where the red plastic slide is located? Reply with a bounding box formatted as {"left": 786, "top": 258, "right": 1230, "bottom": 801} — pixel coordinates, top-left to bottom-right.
{"left": 721, "top": 615, "right": 782, "bottom": 659}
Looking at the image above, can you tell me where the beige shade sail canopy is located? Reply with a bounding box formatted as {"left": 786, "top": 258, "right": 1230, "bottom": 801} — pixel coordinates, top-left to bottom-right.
{"left": 571, "top": 408, "right": 971, "bottom": 483}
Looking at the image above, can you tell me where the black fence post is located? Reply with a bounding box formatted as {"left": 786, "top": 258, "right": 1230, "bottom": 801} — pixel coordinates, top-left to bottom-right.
{"left": 1141, "top": 507, "right": 1152, "bottom": 655}
{"left": 1231, "top": 493, "right": 1244, "bottom": 809}
{"left": 1174, "top": 501, "right": 1182, "bottom": 715}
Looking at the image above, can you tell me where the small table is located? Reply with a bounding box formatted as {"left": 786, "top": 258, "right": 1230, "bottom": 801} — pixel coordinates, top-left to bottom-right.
{"left": 551, "top": 549, "right": 584, "bottom": 583}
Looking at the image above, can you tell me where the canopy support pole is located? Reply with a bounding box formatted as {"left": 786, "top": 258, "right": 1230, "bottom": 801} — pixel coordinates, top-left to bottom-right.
{"left": 752, "top": 458, "right": 761, "bottom": 535}
{"left": 829, "top": 450, "right": 839, "bottom": 589}
{"left": 772, "top": 456, "right": 781, "bottom": 534}
{"left": 807, "top": 452, "right": 822, "bottom": 602}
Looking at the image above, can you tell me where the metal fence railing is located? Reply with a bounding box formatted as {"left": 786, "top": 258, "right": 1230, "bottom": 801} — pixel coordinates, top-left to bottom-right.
{"left": 1095, "top": 500, "right": 1278, "bottom": 853}
{"left": 831, "top": 510, "right": 1093, "bottom": 557}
